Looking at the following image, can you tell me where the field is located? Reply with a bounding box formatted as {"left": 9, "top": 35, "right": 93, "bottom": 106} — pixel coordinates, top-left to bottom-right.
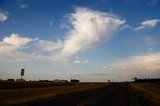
{"left": 129, "top": 82, "right": 160, "bottom": 106}
{"left": 0, "top": 81, "right": 106, "bottom": 105}
{"left": 0, "top": 81, "right": 160, "bottom": 106}
{"left": 0, "top": 81, "right": 84, "bottom": 89}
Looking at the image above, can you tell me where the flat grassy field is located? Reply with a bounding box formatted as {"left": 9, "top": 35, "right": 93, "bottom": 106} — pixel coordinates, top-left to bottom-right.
{"left": 0, "top": 82, "right": 106, "bottom": 105}
{"left": 129, "top": 82, "right": 160, "bottom": 106}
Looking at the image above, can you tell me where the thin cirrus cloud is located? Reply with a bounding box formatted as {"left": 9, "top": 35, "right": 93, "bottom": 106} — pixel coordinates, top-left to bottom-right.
{"left": 71, "top": 53, "right": 160, "bottom": 81}
{"left": 106, "top": 53, "right": 160, "bottom": 79}
{"left": 0, "top": 9, "right": 8, "bottom": 22}
{"left": 20, "top": 4, "right": 27, "bottom": 9}
{"left": 148, "top": 0, "right": 158, "bottom": 5}
{"left": 50, "top": 21, "right": 53, "bottom": 26}
{"left": 135, "top": 19, "right": 160, "bottom": 31}
{"left": 54, "top": 7, "right": 125, "bottom": 61}
{"left": 38, "top": 39, "right": 62, "bottom": 52}
{"left": 145, "top": 36, "right": 158, "bottom": 46}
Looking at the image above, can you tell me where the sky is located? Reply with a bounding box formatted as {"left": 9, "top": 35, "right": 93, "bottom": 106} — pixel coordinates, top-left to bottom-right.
{"left": 0, "top": 0, "right": 160, "bottom": 82}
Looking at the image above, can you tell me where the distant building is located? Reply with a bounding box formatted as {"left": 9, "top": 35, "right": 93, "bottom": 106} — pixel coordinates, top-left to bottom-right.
{"left": 53, "top": 79, "right": 68, "bottom": 83}
{"left": 70, "top": 79, "right": 79, "bottom": 83}
{"left": 16, "top": 79, "right": 25, "bottom": 82}
{"left": 7, "top": 79, "right": 15, "bottom": 81}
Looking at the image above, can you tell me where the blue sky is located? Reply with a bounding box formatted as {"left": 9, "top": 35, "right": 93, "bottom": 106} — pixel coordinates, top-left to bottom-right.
{"left": 0, "top": 0, "right": 160, "bottom": 82}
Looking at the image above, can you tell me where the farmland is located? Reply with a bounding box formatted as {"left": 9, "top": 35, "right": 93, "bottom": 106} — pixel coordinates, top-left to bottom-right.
{"left": 0, "top": 81, "right": 106, "bottom": 105}
{"left": 0, "top": 81, "right": 82, "bottom": 89}
{"left": 0, "top": 81, "right": 160, "bottom": 106}
{"left": 129, "top": 82, "right": 160, "bottom": 106}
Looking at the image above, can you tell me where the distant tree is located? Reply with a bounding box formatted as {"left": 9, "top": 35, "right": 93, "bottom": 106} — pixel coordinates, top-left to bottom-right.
{"left": 134, "top": 77, "right": 137, "bottom": 81}
{"left": 70, "top": 79, "right": 79, "bottom": 83}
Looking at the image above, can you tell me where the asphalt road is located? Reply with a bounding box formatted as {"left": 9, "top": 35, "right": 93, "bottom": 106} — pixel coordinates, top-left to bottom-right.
{"left": 29, "top": 83, "right": 129, "bottom": 106}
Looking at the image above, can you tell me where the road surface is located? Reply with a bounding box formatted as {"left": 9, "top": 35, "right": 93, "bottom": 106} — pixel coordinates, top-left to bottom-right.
{"left": 29, "top": 83, "right": 129, "bottom": 106}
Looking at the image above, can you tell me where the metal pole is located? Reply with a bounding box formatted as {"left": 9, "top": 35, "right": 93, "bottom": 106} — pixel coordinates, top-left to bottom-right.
{"left": 20, "top": 69, "right": 24, "bottom": 97}
{"left": 20, "top": 75, "right": 22, "bottom": 96}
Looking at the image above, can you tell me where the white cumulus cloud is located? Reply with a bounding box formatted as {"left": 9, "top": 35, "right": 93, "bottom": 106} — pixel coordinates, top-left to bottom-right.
{"left": 135, "top": 19, "right": 160, "bottom": 31}
{"left": 74, "top": 59, "right": 89, "bottom": 64}
{"left": 3, "top": 33, "right": 33, "bottom": 47}
{"left": 55, "top": 7, "right": 125, "bottom": 60}
{"left": 0, "top": 33, "right": 37, "bottom": 55}
{"left": 0, "top": 7, "right": 126, "bottom": 63}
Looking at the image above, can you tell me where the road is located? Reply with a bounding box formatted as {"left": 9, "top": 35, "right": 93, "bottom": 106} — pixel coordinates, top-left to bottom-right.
{"left": 29, "top": 83, "right": 129, "bottom": 106}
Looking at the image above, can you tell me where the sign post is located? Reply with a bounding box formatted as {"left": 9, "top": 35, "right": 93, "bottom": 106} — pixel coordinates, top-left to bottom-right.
{"left": 20, "top": 69, "right": 25, "bottom": 96}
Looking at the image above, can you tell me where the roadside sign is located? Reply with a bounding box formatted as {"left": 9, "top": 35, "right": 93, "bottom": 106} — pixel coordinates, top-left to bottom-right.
{"left": 20, "top": 69, "right": 25, "bottom": 96}
{"left": 21, "top": 69, "right": 25, "bottom": 76}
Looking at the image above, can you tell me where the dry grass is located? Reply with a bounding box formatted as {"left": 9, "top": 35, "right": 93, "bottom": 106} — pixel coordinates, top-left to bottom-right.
{"left": 0, "top": 83, "right": 106, "bottom": 105}
{"left": 130, "top": 83, "right": 160, "bottom": 106}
